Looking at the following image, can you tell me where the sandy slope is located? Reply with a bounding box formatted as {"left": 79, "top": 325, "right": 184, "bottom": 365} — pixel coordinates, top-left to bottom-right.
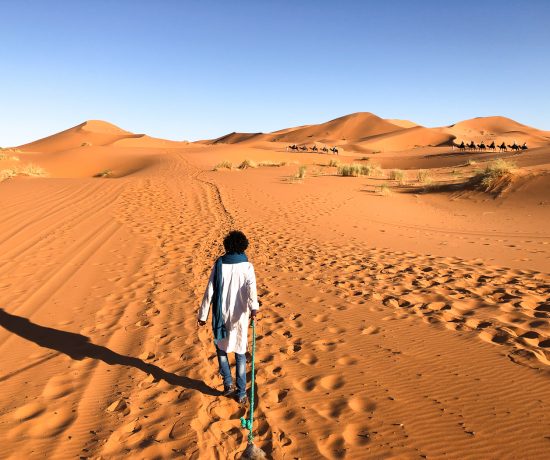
{"left": 0, "top": 122, "right": 549, "bottom": 459}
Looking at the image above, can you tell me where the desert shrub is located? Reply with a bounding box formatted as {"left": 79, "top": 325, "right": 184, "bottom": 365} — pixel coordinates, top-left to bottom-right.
{"left": 94, "top": 169, "right": 113, "bottom": 178}
{"left": 358, "top": 156, "right": 370, "bottom": 161}
{"left": 328, "top": 159, "right": 340, "bottom": 167}
{"left": 258, "top": 161, "right": 286, "bottom": 167}
{"left": 417, "top": 169, "right": 432, "bottom": 183}
{"left": 213, "top": 161, "right": 232, "bottom": 171}
{"left": 380, "top": 184, "right": 391, "bottom": 196}
{"left": 338, "top": 164, "right": 361, "bottom": 177}
{"left": 362, "top": 163, "right": 382, "bottom": 177}
{"left": 81, "top": 142, "right": 92, "bottom": 147}
{"left": 238, "top": 159, "right": 257, "bottom": 169}
{"left": 338, "top": 163, "right": 382, "bottom": 177}
{"left": 372, "top": 150, "right": 381, "bottom": 154}
{"left": 18, "top": 164, "right": 46, "bottom": 177}
{"left": 295, "top": 165, "right": 307, "bottom": 179}
{"left": 473, "top": 159, "right": 516, "bottom": 192}
{"left": 0, "top": 153, "right": 19, "bottom": 161}
{"left": 467, "top": 159, "right": 477, "bottom": 166}
{"left": 389, "top": 169, "right": 405, "bottom": 182}
{"left": 0, "top": 169, "right": 17, "bottom": 182}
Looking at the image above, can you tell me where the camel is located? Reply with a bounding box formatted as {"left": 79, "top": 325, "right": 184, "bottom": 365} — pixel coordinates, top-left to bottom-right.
{"left": 300, "top": 145, "right": 308, "bottom": 151}
{"left": 508, "top": 143, "right": 520, "bottom": 152}
{"left": 330, "top": 147, "right": 339, "bottom": 155}
{"left": 311, "top": 145, "right": 318, "bottom": 152}
{"left": 477, "top": 142, "right": 486, "bottom": 152}
{"left": 287, "top": 144, "right": 299, "bottom": 152}
{"left": 467, "top": 141, "right": 476, "bottom": 151}
{"left": 521, "top": 143, "right": 528, "bottom": 150}
{"left": 455, "top": 141, "right": 466, "bottom": 151}
{"left": 498, "top": 142, "right": 507, "bottom": 152}
{"left": 487, "top": 141, "right": 496, "bottom": 152}
{"left": 321, "top": 146, "right": 329, "bottom": 153}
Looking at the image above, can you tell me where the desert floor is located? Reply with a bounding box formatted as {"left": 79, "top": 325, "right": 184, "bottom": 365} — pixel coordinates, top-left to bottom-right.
{"left": 1, "top": 138, "right": 549, "bottom": 459}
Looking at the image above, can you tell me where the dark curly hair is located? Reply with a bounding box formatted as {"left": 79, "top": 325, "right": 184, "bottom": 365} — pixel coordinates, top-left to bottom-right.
{"left": 223, "top": 230, "right": 249, "bottom": 254}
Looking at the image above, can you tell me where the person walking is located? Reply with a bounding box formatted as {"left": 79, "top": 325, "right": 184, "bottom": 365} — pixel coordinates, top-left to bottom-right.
{"left": 198, "top": 230, "right": 259, "bottom": 404}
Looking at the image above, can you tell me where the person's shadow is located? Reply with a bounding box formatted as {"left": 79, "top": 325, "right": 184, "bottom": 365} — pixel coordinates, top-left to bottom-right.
{"left": 0, "top": 308, "right": 218, "bottom": 396}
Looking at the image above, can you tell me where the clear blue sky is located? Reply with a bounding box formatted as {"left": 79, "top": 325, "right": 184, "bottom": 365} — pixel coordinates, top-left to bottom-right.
{"left": 1, "top": 0, "right": 549, "bottom": 146}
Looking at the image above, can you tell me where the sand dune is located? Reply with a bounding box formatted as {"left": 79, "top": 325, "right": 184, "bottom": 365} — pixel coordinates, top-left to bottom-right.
{"left": 446, "top": 116, "right": 550, "bottom": 147}
{"left": 1, "top": 117, "right": 549, "bottom": 459}
{"left": 204, "top": 113, "right": 550, "bottom": 153}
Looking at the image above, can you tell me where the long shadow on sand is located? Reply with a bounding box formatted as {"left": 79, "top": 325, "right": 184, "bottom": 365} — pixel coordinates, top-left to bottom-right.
{"left": 0, "top": 308, "right": 219, "bottom": 396}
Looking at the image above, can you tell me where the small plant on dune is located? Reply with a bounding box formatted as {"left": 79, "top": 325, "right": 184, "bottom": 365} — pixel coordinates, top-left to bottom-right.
{"left": 295, "top": 165, "right": 307, "bottom": 179}
{"left": 213, "top": 161, "right": 233, "bottom": 171}
{"left": 0, "top": 153, "right": 19, "bottom": 161}
{"left": 338, "top": 162, "right": 382, "bottom": 177}
{"left": 94, "top": 169, "right": 113, "bottom": 178}
{"left": 389, "top": 169, "right": 405, "bottom": 183}
{"left": 338, "top": 164, "right": 361, "bottom": 177}
{"left": 379, "top": 183, "right": 391, "bottom": 196}
{"left": 473, "top": 159, "right": 516, "bottom": 193}
{"left": 362, "top": 162, "right": 382, "bottom": 177}
{"left": 238, "top": 159, "right": 258, "bottom": 170}
{"left": 328, "top": 159, "right": 340, "bottom": 167}
{"left": 358, "top": 156, "right": 370, "bottom": 161}
{"left": 258, "top": 161, "right": 286, "bottom": 167}
{"left": 18, "top": 164, "right": 47, "bottom": 177}
{"left": 81, "top": 142, "right": 92, "bottom": 147}
{"left": 372, "top": 150, "right": 381, "bottom": 154}
{"left": 0, "top": 168, "right": 18, "bottom": 182}
{"left": 417, "top": 169, "right": 432, "bottom": 184}
{"left": 467, "top": 159, "right": 477, "bottom": 166}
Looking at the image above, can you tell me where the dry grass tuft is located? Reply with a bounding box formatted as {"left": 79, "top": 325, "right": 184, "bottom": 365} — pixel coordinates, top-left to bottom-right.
{"left": 295, "top": 165, "right": 307, "bottom": 179}
{"left": 0, "top": 169, "right": 18, "bottom": 182}
{"left": 379, "top": 183, "right": 391, "bottom": 196}
{"left": 0, "top": 153, "right": 20, "bottom": 161}
{"left": 328, "top": 159, "right": 340, "bottom": 167}
{"left": 18, "top": 164, "right": 47, "bottom": 177}
{"left": 389, "top": 169, "right": 405, "bottom": 183}
{"left": 94, "top": 169, "right": 113, "bottom": 178}
{"left": 238, "top": 159, "right": 258, "bottom": 169}
{"left": 338, "top": 163, "right": 382, "bottom": 177}
{"left": 472, "top": 159, "right": 516, "bottom": 193}
{"left": 258, "top": 161, "right": 286, "bottom": 167}
{"left": 213, "top": 161, "right": 233, "bottom": 171}
{"left": 1, "top": 164, "right": 48, "bottom": 182}
{"left": 417, "top": 169, "right": 432, "bottom": 183}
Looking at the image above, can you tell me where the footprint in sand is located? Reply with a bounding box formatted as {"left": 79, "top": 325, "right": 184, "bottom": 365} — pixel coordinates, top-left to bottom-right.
{"left": 336, "top": 356, "right": 358, "bottom": 365}
{"left": 342, "top": 423, "right": 371, "bottom": 446}
{"left": 348, "top": 396, "right": 376, "bottom": 413}
{"left": 300, "top": 352, "right": 319, "bottom": 366}
{"left": 293, "top": 376, "right": 319, "bottom": 393}
{"left": 319, "top": 374, "right": 346, "bottom": 390}
{"left": 361, "top": 325, "right": 380, "bottom": 335}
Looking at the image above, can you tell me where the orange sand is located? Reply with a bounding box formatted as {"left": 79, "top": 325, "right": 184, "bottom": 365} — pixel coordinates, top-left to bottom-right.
{"left": 0, "top": 116, "right": 549, "bottom": 459}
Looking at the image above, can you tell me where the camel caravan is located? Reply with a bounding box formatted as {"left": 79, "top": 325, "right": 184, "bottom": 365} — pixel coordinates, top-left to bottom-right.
{"left": 286, "top": 144, "right": 339, "bottom": 154}
{"left": 453, "top": 140, "right": 528, "bottom": 153}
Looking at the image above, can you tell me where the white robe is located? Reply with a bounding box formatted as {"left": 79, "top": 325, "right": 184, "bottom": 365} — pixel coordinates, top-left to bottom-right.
{"left": 198, "top": 261, "right": 259, "bottom": 354}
